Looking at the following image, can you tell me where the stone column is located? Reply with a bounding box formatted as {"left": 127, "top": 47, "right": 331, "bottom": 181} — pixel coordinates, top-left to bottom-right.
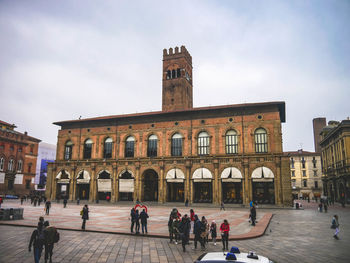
{"left": 213, "top": 161, "right": 219, "bottom": 204}
{"left": 243, "top": 162, "right": 250, "bottom": 205}
{"left": 276, "top": 161, "right": 282, "bottom": 205}
{"left": 72, "top": 168, "right": 77, "bottom": 201}
{"left": 185, "top": 161, "right": 191, "bottom": 203}
{"left": 89, "top": 172, "right": 95, "bottom": 202}
{"left": 113, "top": 165, "right": 118, "bottom": 202}
{"left": 135, "top": 163, "right": 141, "bottom": 202}
{"left": 159, "top": 163, "right": 165, "bottom": 203}
{"left": 52, "top": 179, "right": 57, "bottom": 200}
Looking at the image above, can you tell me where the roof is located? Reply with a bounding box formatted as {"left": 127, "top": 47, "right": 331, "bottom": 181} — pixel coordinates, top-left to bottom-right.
{"left": 320, "top": 120, "right": 350, "bottom": 145}
{"left": 53, "top": 101, "right": 286, "bottom": 127}
{"left": 0, "top": 120, "right": 16, "bottom": 128}
{"left": 284, "top": 150, "right": 320, "bottom": 157}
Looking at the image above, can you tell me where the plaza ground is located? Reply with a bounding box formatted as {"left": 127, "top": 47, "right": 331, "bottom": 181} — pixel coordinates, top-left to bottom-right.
{"left": 0, "top": 200, "right": 349, "bottom": 263}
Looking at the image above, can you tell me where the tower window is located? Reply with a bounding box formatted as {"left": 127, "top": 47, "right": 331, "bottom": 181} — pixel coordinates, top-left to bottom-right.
{"left": 177, "top": 68, "right": 181, "bottom": 78}
{"left": 166, "top": 70, "right": 171, "bottom": 79}
{"left": 172, "top": 70, "right": 176, "bottom": 79}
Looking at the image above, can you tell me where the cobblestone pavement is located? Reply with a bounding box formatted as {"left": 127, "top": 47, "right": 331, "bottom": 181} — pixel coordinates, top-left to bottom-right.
{"left": 0, "top": 201, "right": 349, "bottom": 263}
{"left": 0, "top": 200, "right": 270, "bottom": 239}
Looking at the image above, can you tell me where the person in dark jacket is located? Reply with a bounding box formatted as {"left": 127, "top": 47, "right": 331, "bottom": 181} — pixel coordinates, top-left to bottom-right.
{"left": 168, "top": 215, "right": 174, "bottom": 242}
{"left": 140, "top": 209, "right": 149, "bottom": 234}
{"left": 179, "top": 214, "right": 191, "bottom": 252}
{"left": 45, "top": 200, "right": 51, "bottom": 215}
{"left": 43, "top": 221, "right": 54, "bottom": 263}
{"left": 29, "top": 222, "right": 45, "bottom": 263}
{"left": 193, "top": 215, "right": 202, "bottom": 250}
{"left": 130, "top": 208, "right": 136, "bottom": 233}
{"left": 63, "top": 197, "right": 68, "bottom": 208}
{"left": 81, "top": 205, "right": 89, "bottom": 230}
{"left": 135, "top": 209, "right": 140, "bottom": 234}
{"left": 250, "top": 205, "right": 257, "bottom": 226}
{"left": 220, "top": 219, "right": 230, "bottom": 251}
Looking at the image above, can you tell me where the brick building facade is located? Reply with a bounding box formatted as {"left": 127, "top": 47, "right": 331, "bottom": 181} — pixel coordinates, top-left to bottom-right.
{"left": 46, "top": 46, "right": 292, "bottom": 206}
{"left": 0, "top": 120, "right": 40, "bottom": 196}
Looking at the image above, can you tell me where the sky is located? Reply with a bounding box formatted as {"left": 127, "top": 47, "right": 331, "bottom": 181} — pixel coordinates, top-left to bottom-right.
{"left": 0, "top": 0, "right": 349, "bottom": 151}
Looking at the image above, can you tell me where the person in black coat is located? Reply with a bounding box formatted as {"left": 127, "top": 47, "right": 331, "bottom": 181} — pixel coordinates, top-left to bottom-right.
{"left": 193, "top": 215, "right": 202, "bottom": 249}
{"left": 135, "top": 209, "right": 140, "bottom": 234}
{"left": 63, "top": 197, "right": 68, "bottom": 208}
{"left": 29, "top": 222, "right": 45, "bottom": 263}
{"left": 81, "top": 205, "right": 89, "bottom": 230}
{"left": 250, "top": 205, "right": 256, "bottom": 226}
{"left": 140, "top": 209, "right": 149, "bottom": 234}
{"left": 130, "top": 208, "right": 136, "bottom": 233}
{"left": 179, "top": 214, "right": 191, "bottom": 252}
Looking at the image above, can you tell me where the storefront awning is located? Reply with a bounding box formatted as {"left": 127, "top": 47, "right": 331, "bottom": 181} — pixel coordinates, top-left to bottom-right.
{"left": 77, "top": 170, "right": 90, "bottom": 184}
{"left": 192, "top": 168, "right": 213, "bottom": 180}
{"left": 251, "top": 166, "right": 274, "bottom": 181}
{"left": 221, "top": 167, "right": 242, "bottom": 182}
{"left": 56, "top": 170, "right": 71, "bottom": 180}
{"left": 166, "top": 168, "right": 185, "bottom": 182}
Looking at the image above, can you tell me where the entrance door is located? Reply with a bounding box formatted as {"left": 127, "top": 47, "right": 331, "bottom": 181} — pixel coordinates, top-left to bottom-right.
{"left": 77, "top": 184, "right": 90, "bottom": 200}
{"left": 167, "top": 182, "right": 184, "bottom": 202}
{"left": 194, "top": 182, "right": 212, "bottom": 203}
{"left": 143, "top": 169, "right": 158, "bottom": 201}
{"left": 56, "top": 183, "right": 69, "bottom": 199}
{"left": 222, "top": 182, "right": 242, "bottom": 204}
{"left": 252, "top": 182, "right": 275, "bottom": 204}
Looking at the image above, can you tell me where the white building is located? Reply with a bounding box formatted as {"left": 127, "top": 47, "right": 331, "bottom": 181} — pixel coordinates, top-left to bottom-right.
{"left": 35, "top": 142, "right": 56, "bottom": 191}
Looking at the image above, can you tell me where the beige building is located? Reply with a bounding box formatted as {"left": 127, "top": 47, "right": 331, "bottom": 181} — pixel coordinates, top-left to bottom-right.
{"left": 286, "top": 150, "right": 323, "bottom": 200}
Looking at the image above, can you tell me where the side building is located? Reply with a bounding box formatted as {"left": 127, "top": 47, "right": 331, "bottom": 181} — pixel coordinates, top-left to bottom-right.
{"left": 46, "top": 46, "right": 292, "bottom": 206}
{"left": 285, "top": 150, "right": 323, "bottom": 200}
{"left": 320, "top": 119, "right": 350, "bottom": 204}
{"left": 0, "top": 120, "right": 41, "bottom": 196}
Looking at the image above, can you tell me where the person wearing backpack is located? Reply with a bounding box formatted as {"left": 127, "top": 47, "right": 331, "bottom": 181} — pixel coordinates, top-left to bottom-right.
{"left": 43, "top": 221, "right": 59, "bottom": 263}
{"left": 29, "top": 222, "right": 45, "bottom": 263}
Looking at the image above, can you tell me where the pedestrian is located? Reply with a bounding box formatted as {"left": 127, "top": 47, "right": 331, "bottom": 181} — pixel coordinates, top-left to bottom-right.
{"left": 0, "top": 196, "right": 3, "bottom": 208}
{"left": 140, "top": 208, "right": 149, "bottom": 234}
{"left": 81, "top": 204, "right": 89, "bottom": 230}
{"left": 135, "top": 209, "right": 140, "bottom": 234}
{"left": 29, "top": 222, "right": 45, "bottom": 263}
{"left": 172, "top": 217, "right": 180, "bottom": 244}
{"left": 34, "top": 197, "right": 37, "bottom": 207}
{"left": 193, "top": 215, "right": 202, "bottom": 250}
{"left": 185, "top": 198, "right": 189, "bottom": 207}
{"left": 77, "top": 198, "right": 80, "bottom": 205}
{"left": 220, "top": 219, "right": 230, "bottom": 251}
{"left": 190, "top": 208, "right": 195, "bottom": 229}
{"left": 130, "top": 208, "right": 136, "bottom": 233}
{"left": 168, "top": 215, "right": 174, "bottom": 242}
{"left": 331, "top": 214, "right": 340, "bottom": 239}
{"left": 106, "top": 195, "right": 110, "bottom": 202}
{"left": 220, "top": 201, "right": 225, "bottom": 211}
{"left": 43, "top": 220, "right": 59, "bottom": 263}
{"left": 45, "top": 200, "right": 51, "bottom": 215}
{"left": 318, "top": 203, "right": 323, "bottom": 212}
{"left": 324, "top": 202, "right": 328, "bottom": 213}
{"left": 39, "top": 216, "right": 45, "bottom": 225}
{"left": 250, "top": 204, "right": 257, "bottom": 226}
{"left": 63, "top": 197, "right": 67, "bottom": 208}
{"left": 179, "top": 214, "right": 191, "bottom": 252}
{"left": 38, "top": 197, "right": 41, "bottom": 206}
{"left": 210, "top": 220, "right": 217, "bottom": 245}
{"left": 21, "top": 196, "right": 24, "bottom": 205}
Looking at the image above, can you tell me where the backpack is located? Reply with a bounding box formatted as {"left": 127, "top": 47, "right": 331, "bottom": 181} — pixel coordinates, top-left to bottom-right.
{"left": 45, "top": 226, "right": 60, "bottom": 243}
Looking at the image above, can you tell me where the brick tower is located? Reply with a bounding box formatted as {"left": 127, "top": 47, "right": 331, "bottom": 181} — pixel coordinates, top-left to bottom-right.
{"left": 162, "top": 46, "right": 193, "bottom": 112}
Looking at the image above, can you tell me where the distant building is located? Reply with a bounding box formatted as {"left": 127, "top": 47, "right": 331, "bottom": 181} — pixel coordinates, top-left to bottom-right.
{"left": 0, "top": 120, "right": 41, "bottom": 196}
{"left": 285, "top": 150, "right": 323, "bottom": 200}
{"left": 35, "top": 142, "right": 56, "bottom": 191}
{"left": 320, "top": 119, "right": 350, "bottom": 204}
{"left": 313, "top": 118, "right": 326, "bottom": 153}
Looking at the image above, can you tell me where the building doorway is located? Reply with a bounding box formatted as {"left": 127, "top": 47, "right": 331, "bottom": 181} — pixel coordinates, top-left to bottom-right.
{"left": 167, "top": 183, "right": 184, "bottom": 202}
{"left": 76, "top": 170, "right": 90, "bottom": 200}
{"left": 142, "top": 169, "right": 158, "bottom": 201}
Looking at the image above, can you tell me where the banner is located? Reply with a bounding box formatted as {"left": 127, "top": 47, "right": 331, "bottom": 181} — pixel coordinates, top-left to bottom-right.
{"left": 98, "top": 179, "right": 111, "bottom": 192}
{"left": 119, "top": 179, "right": 134, "bottom": 192}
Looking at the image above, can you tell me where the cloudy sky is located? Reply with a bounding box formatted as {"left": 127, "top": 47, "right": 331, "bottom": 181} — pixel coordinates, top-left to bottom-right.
{"left": 0, "top": 0, "right": 349, "bottom": 151}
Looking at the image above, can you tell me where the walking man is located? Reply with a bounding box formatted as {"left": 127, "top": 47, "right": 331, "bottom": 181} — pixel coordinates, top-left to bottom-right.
{"left": 331, "top": 215, "right": 340, "bottom": 239}
{"left": 193, "top": 215, "right": 201, "bottom": 250}
{"left": 45, "top": 200, "right": 51, "bottom": 215}
{"left": 130, "top": 208, "right": 136, "bottom": 233}
{"left": 29, "top": 222, "right": 45, "bottom": 263}
{"left": 179, "top": 214, "right": 191, "bottom": 252}
{"left": 81, "top": 205, "right": 89, "bottom": 230}
{"left": 63, "top": 197, "right": 68, "bottom": 208}
{"left": 140, "top": 208, "right": 149, "bottom": 234}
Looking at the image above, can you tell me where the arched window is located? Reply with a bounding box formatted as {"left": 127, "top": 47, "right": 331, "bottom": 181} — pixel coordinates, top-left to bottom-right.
{"left": 147, "top": 135, "right": 158, "bottom": 157}
{"left": 83, "top": 139, "right": 93, "bottom": 159}
{"left": 172, "top": 69, "right": 176, "bottom": 79}
{"left": 125, "top": 136, "right": 135, "bottom": 158}
{"left": 166, "top": 70, "right": 171, "bottom": 79}
{"left": 64, "top": 141, "right": 73, "bottom": 160}
{"left": 17, "top": 160, "right": 23, "bottom": 172}
{"left": 198, "top": 131, "right": 210, "bottom": 155}
{"left": 255, "top": 128, "right": 267, "bottom": 153}
{"left": 225, "top": 130, "right": 238, "bottom": 154}
{"left": 103, "top": 138, "right": 113, "bottom": 158}
{"left": 8, "top": 159, "right": 14, "bottom": 172}
{"left": 177, "top": 68, "right": 181, "bottom": 78}
{"left": 171, "top": 133, "right": 182, "bottom": 156}
{"left": 0, "top": 157, "right": 4, "bottom": 171}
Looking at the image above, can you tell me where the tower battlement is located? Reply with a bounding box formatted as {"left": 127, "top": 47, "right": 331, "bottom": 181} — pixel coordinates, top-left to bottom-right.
{"left": 163, "top": 46, "right": 192, "bottom": 63}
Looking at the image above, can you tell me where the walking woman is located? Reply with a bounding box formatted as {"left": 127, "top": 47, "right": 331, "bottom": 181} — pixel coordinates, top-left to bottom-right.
{"left": 210, "top": 220, "right": 217, "bottom": 245}
{"left": 81, "top": 205, "right": 89, "bottom": 230}
{"left": 220, "top": 219, "right": 230, "bottom": 251}
{"left": 331, "top": 215, "right": 340, "bottom": 239}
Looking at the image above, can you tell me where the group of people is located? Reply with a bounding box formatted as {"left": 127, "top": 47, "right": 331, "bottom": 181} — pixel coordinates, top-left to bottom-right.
{"left": 130, "top": 207, "right": 149, "bottom": 234}
{"left": 168, "top": 208, "right": 231, "bottom": 252}
{"left": 28, "top": 216, "right": 59, "bottom": 263}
